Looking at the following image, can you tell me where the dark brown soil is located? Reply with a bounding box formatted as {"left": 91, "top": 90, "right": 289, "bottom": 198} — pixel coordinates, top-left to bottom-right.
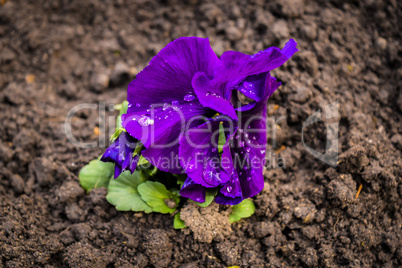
{"left": 1, "top": 0, "right": 401, "bottom": 267}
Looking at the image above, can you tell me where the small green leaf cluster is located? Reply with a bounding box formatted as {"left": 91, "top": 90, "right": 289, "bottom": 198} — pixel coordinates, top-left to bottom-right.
{"left": 79, "top": 160, "right": 179, "bottom": 214}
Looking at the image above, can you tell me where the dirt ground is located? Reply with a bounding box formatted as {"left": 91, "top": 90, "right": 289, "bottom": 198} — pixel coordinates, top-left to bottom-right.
{"left": 0, "top": 0, "right": 401, "bottom": 267}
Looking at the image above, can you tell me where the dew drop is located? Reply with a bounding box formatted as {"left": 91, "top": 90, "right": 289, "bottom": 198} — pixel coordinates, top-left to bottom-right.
{"left": 128, "top": 103, "right": 132, "bottom": 108}
{"left": 260, "top": 150, "right": 265, "bottom": 155}
{"left": 184, "top": 94, "right": 195, "bottom": 102}
{"left": 227, "top": 186, "right": 233, "bottom": 192}
{"left": 138, "top": 115, "right": 155, "bottom": 127}
{"left": 243, "top": 81, "right": 254, "bottom": 89}
{"left": 172, "top": 100, "right": 179, "bottom": 106}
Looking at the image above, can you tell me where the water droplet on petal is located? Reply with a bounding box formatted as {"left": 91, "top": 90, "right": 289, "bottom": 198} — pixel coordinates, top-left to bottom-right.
{"left": 260, "top": 150, "right": 265, "bottom": 155}
{"left": 227, "top": 186, "right": 232, "bottom": 192}
{"left": 138, "top": 115, "right": 155, "bottom": 127}
{"left": 242, "top": 82, "right": 256, "bottom": 96}
{"left": 243, "top": 81, "right": 254, "bottom": 89}
{"left": 184, "top": 94, "right": 195, "bottom": 102}
{"left": 136, "top": 103, "right": 141, "bottom": 107}
{"left": 172, "top": 100, "right": 179, "bottom": 106}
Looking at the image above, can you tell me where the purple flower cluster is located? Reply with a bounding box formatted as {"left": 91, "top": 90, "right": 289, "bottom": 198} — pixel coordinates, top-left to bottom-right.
{"left": 102, "top": 37, "right": 297, "bottom": 205}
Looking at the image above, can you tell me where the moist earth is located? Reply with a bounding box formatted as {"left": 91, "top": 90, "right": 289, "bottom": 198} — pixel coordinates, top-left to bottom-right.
{"left": 0, "top": 0, "right": 401, "bottom": 267}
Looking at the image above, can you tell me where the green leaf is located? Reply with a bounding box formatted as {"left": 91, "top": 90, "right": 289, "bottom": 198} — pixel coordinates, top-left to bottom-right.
{"left": 173, "top": 213, "right": 187, "bottom": 229}
{"left": 79, "top": 159, "right": 114, "bottom": 192}
{"left": 116, "top": 101, "right": 129, "bottom": 129}
{"left": 170, "top": 188, "right": 181, "bottom": 196}
{"left": 229, "top": 199, "right": 256, "bottom": 223}
{"left": 175, "top": 174, "right": 187, "bottom": 189}
{"left": 137, "top": 181, "right": 179, "bottom": 213}
{"left": 133, "top": 142, "right": 144, "bottom": 156}
{"left": 218, "top": 122, "right": 226, "bottom": 154}
{"left": 137, "top": 155, "right": 149, "bottom": 166}
{"left": 106, "top": 170, "right": 152, "bottom": 213}
{"left": 194, "top": 188, "right": 218, "bottom": 207}
{"left": 142, "top": 166, "right": 158, "bottom": 177}
{"left": 110, "top": 127, "right": 125, "bottom": 142}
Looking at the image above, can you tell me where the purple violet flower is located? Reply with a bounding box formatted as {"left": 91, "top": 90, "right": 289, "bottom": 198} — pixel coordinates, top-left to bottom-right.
{"left": 112, "top": 37, "right": 297, "bottom": 204}
{"left": 101, "top": 131, "right": 139, "bottom": 178}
